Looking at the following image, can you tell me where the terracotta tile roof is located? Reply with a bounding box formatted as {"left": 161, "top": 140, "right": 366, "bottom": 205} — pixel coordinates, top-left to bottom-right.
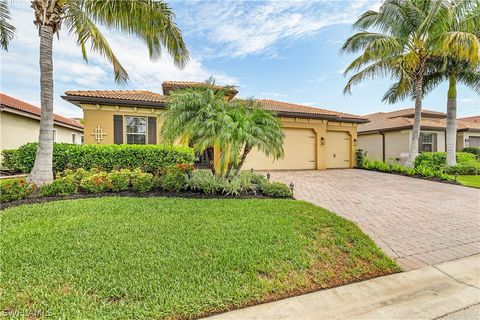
{"left": 256, "top": 99, "right": 368, "bottom": 122}
{"left": 0, "top": 93, "right": 83, "bottom": 130}
{"left": 459, "top": 116, "right": 480, "bottom": 124}
{"left": 64, "top": 90, "right": 166, "bottom": 103}
{"left": 358, "top": 108, "right": 480, "bottom": 133}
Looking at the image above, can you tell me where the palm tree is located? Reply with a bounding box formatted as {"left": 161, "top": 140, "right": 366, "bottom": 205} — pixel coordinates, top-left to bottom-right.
{"left": 341, "top": 0, "right": 478, "bottom": 167}
{"left": 0, "top": 0, "right": 189, "bottom": 185}
{"left": 161, "top": 84, "right": 231, "bottom": 174}
{"left": 223, "top": 99, "right": 284, "bottom": 176}
{"left": 382, "top": 0, "right": 479, "bottom": 166}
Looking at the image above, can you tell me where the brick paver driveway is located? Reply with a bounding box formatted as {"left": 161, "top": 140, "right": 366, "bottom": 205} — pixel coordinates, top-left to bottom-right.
{"left": 268, "top": 169, "right": 480, "bottom": 270}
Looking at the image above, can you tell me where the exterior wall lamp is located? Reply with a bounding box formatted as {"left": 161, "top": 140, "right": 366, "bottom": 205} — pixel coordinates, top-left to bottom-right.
{"left": 320, "top": 137, "right": 325, "bottom": 145}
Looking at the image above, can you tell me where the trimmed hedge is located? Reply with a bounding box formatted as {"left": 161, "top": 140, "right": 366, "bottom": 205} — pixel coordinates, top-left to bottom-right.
{"left": 463, "top": 147, "right": 480, "bottom": 159}
{"left": 4, "top": 143, "right": 195, "bottom": 174}
{"left": 414, "top": 152, "right": 480, "bottom": 175}
{"left": 1, "top": 149, "right": 21, "bottom": 173}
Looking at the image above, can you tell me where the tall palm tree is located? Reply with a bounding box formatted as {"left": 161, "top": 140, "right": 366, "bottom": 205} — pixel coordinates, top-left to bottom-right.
{"left": 341, "top": 0, "right": 478, "bottom": 167}
{"left": 382, "top": 0, "right": 479, "bottom": 166}
{"left": 0, "top": 0, "right": 189, "bottom": 185}
{"left": 223, "top": 99, "right": 284, "bottom": 176}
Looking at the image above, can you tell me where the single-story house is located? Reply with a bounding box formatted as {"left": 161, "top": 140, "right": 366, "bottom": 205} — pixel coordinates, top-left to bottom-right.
{"left": 357, "top": 108, "right": 480, "bottom": 164}
{"left": 0, "top": 93, "right": 84, "bottom": 153}
{"left": 62, "top": 81, "right": 368, "bottom": 170}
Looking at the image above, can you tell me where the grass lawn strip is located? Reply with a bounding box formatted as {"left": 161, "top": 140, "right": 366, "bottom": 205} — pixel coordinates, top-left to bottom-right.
{"left": 455, "top": 175, "right": 480, "bottom": 188}
{"left": 1, "top": 197, "right": 399, "bottom": 319}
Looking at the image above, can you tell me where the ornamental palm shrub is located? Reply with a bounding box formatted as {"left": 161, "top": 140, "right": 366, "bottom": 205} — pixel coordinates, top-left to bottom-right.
{"left": 222, "top": 99, "right": 284, "bottom": 176}
{"left": 0, "top": 0, "right": 188, "bottom": 185}
{"left": 342, "top": 0, "right": 479, "bottom": 167}
{"left": 161, "top": 85, "right": 283, "bottom": 177}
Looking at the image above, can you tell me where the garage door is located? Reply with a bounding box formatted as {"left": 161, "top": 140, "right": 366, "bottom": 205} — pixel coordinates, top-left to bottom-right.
{"left": 243, "top": 128, "right": 316, "bottom": 170}
{"left": 326, "top": 131, "right": 351, "bottom": 168}
{"left": 469, "top": 136, "right": 480, "bottom": 147}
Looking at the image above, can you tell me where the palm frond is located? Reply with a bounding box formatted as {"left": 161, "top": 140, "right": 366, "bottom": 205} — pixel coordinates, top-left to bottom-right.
{"left": 0, "top": 0, "right": 15, "bottom": 50}
{"left": 63, "top": 2, "right": 128, "bottom": 83}
{"left": 82, "top": 0, "right": 189, "bottom": 67}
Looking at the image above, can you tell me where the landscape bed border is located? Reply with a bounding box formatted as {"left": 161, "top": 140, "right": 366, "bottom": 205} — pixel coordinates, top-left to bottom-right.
{"left": 0, "top": 189, "right": 289, "bottom": 211}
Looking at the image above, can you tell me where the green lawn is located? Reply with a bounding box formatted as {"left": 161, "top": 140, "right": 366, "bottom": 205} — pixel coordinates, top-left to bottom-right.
{"left": 447, "top": 175, "right": 480, "bottom": 188}
{"left": 1, "top": 197, "right": 398, "bottom": 319}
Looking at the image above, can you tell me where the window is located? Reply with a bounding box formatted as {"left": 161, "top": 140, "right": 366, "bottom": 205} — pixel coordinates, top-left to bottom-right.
{"left": 80, "top": 135, "right": 84, "bottom": 144}
{"left": 72, "top": 133, "right": 76, "bottom": 144}
{"left": 126, "top": 116, "right": 147, "bottom": 144}
{"left": 53, "top": 129, "right": 57, "bottom": 143}
{"left": 419, "top": 132, "right": 436, "bottom": 153}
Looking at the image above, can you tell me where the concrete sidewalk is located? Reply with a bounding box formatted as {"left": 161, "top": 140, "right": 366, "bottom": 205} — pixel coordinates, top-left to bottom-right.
{"left": 207, "top": 255, "right": 480, "bottom": 320}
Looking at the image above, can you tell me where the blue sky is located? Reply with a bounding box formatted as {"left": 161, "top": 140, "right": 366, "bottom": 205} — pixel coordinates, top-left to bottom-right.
{"left": 1, "top": 0, "right": 479, "bottom": 118}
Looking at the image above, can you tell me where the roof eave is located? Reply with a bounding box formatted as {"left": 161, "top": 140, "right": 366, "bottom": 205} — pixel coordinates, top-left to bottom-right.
{"left": 61, "top": 95, "right": 167, "bottom": 109}
{"left": 276, "top": 111, "right": 368, "bottom": 123}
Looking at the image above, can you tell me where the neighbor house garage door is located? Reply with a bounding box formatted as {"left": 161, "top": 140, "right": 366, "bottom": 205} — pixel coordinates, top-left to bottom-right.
{"left": 243, "top": 128, "right": 316, "bottom": 170}
{"left": 469, "top": 136, "right": 480, "bottom": 147}
{"left": 326, "top": 131, "right": 351, "bottom": 168}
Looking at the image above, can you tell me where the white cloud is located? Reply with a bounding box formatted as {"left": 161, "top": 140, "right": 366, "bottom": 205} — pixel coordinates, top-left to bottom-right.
{"left": 1, "top": 2, "right": 237, "bottom": 118}
{"left": 298, "top": 102, "right": 317, "bottom": 107}
{"left": 460, "top": 98, "right": 480, "bottom": 105}
{"left": 178, "top": 0, "right": 382, "bottom": 58}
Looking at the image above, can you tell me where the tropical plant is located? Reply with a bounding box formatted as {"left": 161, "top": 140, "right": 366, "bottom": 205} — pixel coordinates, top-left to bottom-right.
{"left": 383, "top": 0, "right": 480, "bottom": 166}
{"left": 162, "top": 82, "right": 284, "bottom": 177}
{"left": 0, "top": 0, "right": 189, "bottom": 185}
{"left": 341, "top": 0, "right": 479, "bottom": 167}
{"left": 161, "top": 81, "right": 231, "bottom": 174}
{"left": 222, "top": 99, "right": 284, "bottom": 176}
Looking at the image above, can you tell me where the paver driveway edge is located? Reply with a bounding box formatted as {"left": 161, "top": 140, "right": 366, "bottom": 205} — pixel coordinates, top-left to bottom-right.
{"left": 206, "top": 255, "right": 480, "bottom": 320}
{"left": 267, "top": 169, "right": 480, "bottom": 270}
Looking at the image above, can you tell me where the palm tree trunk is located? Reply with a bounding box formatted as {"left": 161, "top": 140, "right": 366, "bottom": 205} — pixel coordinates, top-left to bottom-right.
{"left": 404, "top": 74, "right": 423, "bottom": 168}
{"left": 234, "top": 145, "right": 252, "bottom": 176}
{"left": 446, "top": 73, "right": 457, "bottom": 166}
{"left": 28, "top": 25, "right": 54, "bottom": 185}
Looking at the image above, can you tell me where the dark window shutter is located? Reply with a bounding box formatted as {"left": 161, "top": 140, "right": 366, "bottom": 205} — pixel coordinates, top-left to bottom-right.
{"left": 148, "top": 117, "right": 157, "bottom": 144}
{"left": 114, "top": 115, "right": 123, "bottom": 144}
{"left": 433, "top": 133, "right": 438, "bottom": 152}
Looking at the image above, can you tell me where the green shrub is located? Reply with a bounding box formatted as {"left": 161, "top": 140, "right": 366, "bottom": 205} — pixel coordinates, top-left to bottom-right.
{"left": 463, "top": 147, "right": 480, "bottom": 159}
{"left": 261, "top": 181, "right": 293, "bottom": 198}
{"left": 14, "top": 143, "right": 195, "bottom": 174}
{"left": 355, "top": 149, "right": 366, "bottom": 169}
{"left": 445, "top": 164, "right": 479, "bottom": 175}
{"left": 108, "top": 170, "right": 131, "bottom": 192}
{"left": 1, "top": 149, "right": 21, "bottom": 173}
{"left": 40, "top": 177, "right": 78, "bottom": 197}
{"left": 363, "top": 159, "right": 391, "bottom": 172}
{"left": 160, "top": 167, "right": 186, "bottom": 192}
{"left": 80, "top": 172, "right": 112, "bottom": 193}
{"left": 0, "top": 179, "right": 36, "bottom": 203}
{"left": 185, "top": 170, "right": 220, "bottom": 195}
{"left": 131, "top": 171, "right": 154, "bottom": 193}
{"left": 218, "top": 176, "right": 243, "bottom": 196}
{"left": 237, "top": 172, "right": 257, "bottom": 192}
{"left": 414, "top": 152, "right": 479, "bottom": 172}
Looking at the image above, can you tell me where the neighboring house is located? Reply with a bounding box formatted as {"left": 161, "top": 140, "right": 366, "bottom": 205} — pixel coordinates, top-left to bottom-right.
{"left": 62, "top": 81, "right": 368, "bottom": 170}
{"left": 0, "top": 93, "right": 84, "bottom": 153}
{"left": 357, "top": 108, "right": 480, "bottom": 164}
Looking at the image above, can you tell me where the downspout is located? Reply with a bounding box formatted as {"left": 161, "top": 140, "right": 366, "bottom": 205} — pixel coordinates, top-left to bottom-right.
{"left": 380, "top": 132, "right": 385, "bottom": 162}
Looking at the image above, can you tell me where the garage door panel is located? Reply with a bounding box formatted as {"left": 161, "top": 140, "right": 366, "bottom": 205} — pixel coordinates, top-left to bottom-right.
{"left": 469, "top": 136, "right": 480, "bottom": 147}
{"left": 326, "top": 131, "right": 351, "bottom": 169}
{"left": 243, "top": 128, "right": 316, "bottom": 170}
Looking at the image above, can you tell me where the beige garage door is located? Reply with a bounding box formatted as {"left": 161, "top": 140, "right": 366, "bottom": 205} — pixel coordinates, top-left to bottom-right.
{"left": 326, "top": 131, "right": 351, "bottom": 168}
{"left": 243, "top": 128, "right": 316, "bottom": 170}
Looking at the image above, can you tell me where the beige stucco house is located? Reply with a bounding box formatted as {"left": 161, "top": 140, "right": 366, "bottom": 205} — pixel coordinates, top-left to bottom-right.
{"left": 357, "top": 108, "right": 480, "bottom": 164}
{"left": 62, "top": 81, "right": 368, "bottom": 170}
{"left": 0, "top": 93, "right": 84, "bottom": 153}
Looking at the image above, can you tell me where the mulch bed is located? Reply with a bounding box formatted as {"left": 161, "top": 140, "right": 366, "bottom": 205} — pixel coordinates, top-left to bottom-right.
{"left": 1, "top": 189, "right": 286, "bottom": 211}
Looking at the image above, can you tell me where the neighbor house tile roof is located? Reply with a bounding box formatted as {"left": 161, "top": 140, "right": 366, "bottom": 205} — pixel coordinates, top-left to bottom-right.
{"left": 358, "top": 108, "right": 480, "bottom": 133}
{"left": 0, "top": 93, "right": 83, "bottom": 130}
{"left": 64, "top": 90, "right": 166, "bottom": 103}
{"left": 257, "top": 99, "right": 368, "bottom": 122}
{"left": 459, "top": 116, "right": 480, "bottom": 124}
